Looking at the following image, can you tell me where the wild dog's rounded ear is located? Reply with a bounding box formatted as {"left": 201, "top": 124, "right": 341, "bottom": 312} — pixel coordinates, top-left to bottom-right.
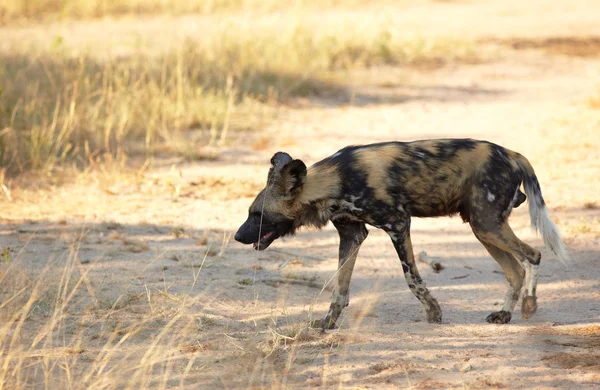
{"left": 268, "top": 152, "right": 294, "bottom": 184}
{"left": 278, "top": 159, "right": 307, "bottom": 198}
{"left": 270, "top": 152, "right": 293, "bottom": 168}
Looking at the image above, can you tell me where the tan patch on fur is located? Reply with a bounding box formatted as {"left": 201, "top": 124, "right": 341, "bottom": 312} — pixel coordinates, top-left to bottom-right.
{"left": 433, "top": 142, "right": 491, "bottom": 195}
{"left": 507, "top": 149, "right": 534, "bottom": 173}
{"left": 504, "top": 150, "right": 521, "bottom": 170}
{"left": 249, "top": 188, "right": 291, "bottom": 218}
{"left": 402, "top": 141, "right": 493, "bottom": 216}
{"left": 249, "top": 189, "right": 267, "bottom": 212}
{"left": 454, "top": 142, "right": 492, "bottom": 175}
{"left": 353, "top": 144, "right": 402, "bottom": 204}
{"left": 248, "top": 163, "right": 341, "bottom": 220}
{"left": 473, "top": 222, "right": 540, "bottom": 263}
{"left": 296, "top": 163, "right": 340, "bottom": 205}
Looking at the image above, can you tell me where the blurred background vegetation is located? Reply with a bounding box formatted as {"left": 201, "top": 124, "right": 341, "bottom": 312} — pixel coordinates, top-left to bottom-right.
{"left": 0, "top": 0, "right": 478, "bottom": 175}
{"left": 1, "top": 0, "right": 373, "bottom": 20}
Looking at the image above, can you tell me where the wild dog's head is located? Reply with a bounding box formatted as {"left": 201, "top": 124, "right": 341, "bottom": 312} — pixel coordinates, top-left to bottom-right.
{"left": 234, "top": 152, "right": 307, "bottom": 250}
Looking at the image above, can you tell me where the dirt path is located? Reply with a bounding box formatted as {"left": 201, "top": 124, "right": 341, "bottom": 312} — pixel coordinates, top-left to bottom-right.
{"left": 2, "top": 4, "right": 600, "bottom": 388}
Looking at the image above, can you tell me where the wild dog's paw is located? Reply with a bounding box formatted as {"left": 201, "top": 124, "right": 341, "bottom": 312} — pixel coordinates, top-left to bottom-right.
{"left": 521, "top": 296, "right": 537, "bottom": 319}
{"left": 486, "top": 310, "right": 512, "bottom": 324}
{"left": 311, "top": 304, "right": 343, "bottom": 330}
{"left": 426, "top": 309, "right": 442, "bottom": 324}
{"left": 425, "top": 299, "right": 442, "bottom": 324}
{"left": 310, "top": 317, "right": 337, "bottom": 330}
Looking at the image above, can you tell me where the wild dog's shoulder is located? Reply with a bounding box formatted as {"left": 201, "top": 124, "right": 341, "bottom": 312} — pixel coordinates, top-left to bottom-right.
{"left": 313, "top": 142, "right": 405, "bottom": 169}
{"left": 313, "top": 145, "right": 362, "bottom": 168}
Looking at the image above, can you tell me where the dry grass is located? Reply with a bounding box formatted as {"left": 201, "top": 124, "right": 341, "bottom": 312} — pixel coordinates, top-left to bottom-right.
{"left": 0, "top": 0, "right": 379, "bottom": 22}
{"left": 1, "top": 0, "right": 243, "bottom": 20}
{"left": 0, "top": 40, "right": 265, "bottom": 173}
{"left": 566, "top": 217, "right": 600, "bottom": 238}
{"left": 0, "top": 232, "right": 342, "bottom": 389}
{"left": 501, "top": 36, "right": 600, "bottom": 58}
{"left": 0, "top": 1, "right": 479, "bottom": 176}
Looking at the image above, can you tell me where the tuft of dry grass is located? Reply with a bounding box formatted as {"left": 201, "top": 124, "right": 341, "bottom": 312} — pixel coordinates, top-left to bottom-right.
{"left": 122, "top": 238, "right": 150, "bottom": 253}
{"left": 501, "top": 36, "right": 600, "bottom": 58}
{"left": 566, "top": 218, "right": 600, "bottom": 237}
{"left": 195, "top": 230, "right": 209, "bottom": 246}
{"left": 237, "top": 278, "right": 254, "bottom": 286}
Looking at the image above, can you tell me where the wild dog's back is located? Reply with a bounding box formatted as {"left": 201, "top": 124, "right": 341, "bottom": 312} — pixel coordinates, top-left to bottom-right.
{"left": 316, "top": 138, "right": 523, "bottom": 222}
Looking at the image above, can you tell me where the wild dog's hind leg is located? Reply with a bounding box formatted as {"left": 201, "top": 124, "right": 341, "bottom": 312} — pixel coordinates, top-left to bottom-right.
{"left": 472, "top": 221, "right": 541, "bottom": 320}
{"left": 312, "top": 220, "right": 368, "bottom": 330}
{"left": 477, "top": 241, "right": 525, "bottom": 324}
{"left": 385, "top": 218, "right": 442, "bottom": 324}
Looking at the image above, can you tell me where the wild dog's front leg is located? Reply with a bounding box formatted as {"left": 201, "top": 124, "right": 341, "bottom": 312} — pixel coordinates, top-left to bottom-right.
{"left": 385, "top": 219, "right": 442, "bottom": 324}
{"left": 312, "top": 220, "right": 368, "bottom": 330}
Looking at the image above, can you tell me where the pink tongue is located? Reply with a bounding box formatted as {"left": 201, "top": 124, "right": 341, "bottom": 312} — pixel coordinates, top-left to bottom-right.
{"left": 254, "top": 232, "right": 274, "bottom": 249}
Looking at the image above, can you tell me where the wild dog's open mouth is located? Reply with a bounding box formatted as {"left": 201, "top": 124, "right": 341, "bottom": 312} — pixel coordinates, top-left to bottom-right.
{"left": 253, "top": 231, "right": 277, "bottom": 251}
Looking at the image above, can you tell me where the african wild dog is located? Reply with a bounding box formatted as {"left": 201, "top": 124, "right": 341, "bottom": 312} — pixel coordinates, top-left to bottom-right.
{"left": 234, "top": 139, "right": 571, "bottom": 329}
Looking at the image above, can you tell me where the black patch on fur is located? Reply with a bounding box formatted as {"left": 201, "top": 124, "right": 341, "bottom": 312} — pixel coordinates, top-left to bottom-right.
{"left": 527, "top": 174, "right": 546, "bottom": 207}
{"left": 514, "top": 190, "right": 527, "bottom": 208}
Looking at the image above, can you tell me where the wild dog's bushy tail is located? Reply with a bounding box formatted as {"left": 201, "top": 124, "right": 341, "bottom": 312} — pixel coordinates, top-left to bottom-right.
{"left": 515, "top": 154, "right": 572, "bottom": 266}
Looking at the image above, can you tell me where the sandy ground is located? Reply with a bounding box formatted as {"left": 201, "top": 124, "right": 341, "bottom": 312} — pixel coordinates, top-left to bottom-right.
{"left": 1, "top": 1, "right": 600, "bottom": 389}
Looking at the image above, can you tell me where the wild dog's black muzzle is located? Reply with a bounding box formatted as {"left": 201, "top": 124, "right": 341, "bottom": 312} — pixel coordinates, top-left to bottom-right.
{"left": 234, "top": 220, "right": 256, "bottom": 244}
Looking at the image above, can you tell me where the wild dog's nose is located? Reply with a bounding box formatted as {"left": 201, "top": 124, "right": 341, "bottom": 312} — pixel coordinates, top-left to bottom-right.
{"left": 234, "top": 230, "right": 243, "bottom": 243}
{"left": 234, "top": 221, "right": 256, "bottom": 244}
{"left": 234, "top": 227, "right": 251, "bottom": 244}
